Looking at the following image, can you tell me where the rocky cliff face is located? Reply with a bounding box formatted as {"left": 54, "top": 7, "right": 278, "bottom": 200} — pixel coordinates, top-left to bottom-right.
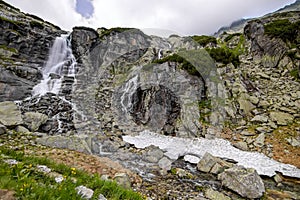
{"left": 0, "top": 0, "right": 65, "bottom": 101}
{"left": 0, "top": 0, "right": 300, "bottom": 199}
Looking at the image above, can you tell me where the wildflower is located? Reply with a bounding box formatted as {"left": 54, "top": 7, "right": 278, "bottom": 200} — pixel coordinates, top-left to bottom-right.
{"left": 71, "top": 167, "right": 76, "bottom": 175}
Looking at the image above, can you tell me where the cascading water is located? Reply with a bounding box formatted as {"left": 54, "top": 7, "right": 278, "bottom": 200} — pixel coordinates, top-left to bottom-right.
{"left": 32, "top": 34, "right": 76, "bottom": 96}
{"left": 120, "top": 75, "right": 138, "bottom": 113}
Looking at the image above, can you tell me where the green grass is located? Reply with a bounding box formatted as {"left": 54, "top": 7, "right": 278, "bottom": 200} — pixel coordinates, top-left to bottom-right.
{"left": 0, "top": 146, "right": 144, "bottom": 200}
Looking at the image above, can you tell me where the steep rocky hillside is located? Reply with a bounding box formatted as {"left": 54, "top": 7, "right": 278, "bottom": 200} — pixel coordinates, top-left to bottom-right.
{"left": 0, "top": 0, "right": 300, "bottom": 199}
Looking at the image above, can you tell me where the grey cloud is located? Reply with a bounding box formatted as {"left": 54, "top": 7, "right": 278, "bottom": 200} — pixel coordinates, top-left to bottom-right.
{"left": 5, "top": 0, "right": 296, "bottom": 36}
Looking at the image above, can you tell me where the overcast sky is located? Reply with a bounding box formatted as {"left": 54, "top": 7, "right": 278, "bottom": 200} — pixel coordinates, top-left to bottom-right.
{"left": 5, "top": 0, "right": 296, "bottom": 36}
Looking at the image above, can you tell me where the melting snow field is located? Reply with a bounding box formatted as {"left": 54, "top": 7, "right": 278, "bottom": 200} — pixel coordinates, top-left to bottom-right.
{"left": 123, "top": 130, "right": 300, "bottom": 178}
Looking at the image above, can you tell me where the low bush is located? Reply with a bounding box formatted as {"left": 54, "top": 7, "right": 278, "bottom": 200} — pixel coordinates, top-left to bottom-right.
{"left": 191, "top": 35, "right": 217, "bottom": 47}
{"left": 264, "top": 19, "right": 300, "bottom": 45}
{"left": 153, "top": 53, "right": 201, "bottom": 77}
{"left": 205, "top": 47, "right": 240, "bottom": 67}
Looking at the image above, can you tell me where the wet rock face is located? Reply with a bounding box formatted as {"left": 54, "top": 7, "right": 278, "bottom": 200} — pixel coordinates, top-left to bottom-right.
{"left": 130, "top": 85, "right": 181, "bottom": 135}
{"left": 19, "top": 94, "right": 74, "bottom": 134}
{"left": 0, "top": 1, "right": 64, "bottom": 101}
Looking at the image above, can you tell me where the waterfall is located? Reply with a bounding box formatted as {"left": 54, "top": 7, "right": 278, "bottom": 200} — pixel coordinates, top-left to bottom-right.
{"left": 32, "top": 34, "right": 76, "bottom": 96}
{"left": 120, "top": 75, "right": 138, "bottom": 113}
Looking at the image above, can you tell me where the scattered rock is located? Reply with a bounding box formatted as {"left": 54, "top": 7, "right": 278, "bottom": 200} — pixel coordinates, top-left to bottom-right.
{"left": 15, "top": 126, "right": 30, "bottom": 133}
{"left": 3, "top": 159, "right": 19, "bottom": 165}
{"left": 254, "top": 133, "right": 265, "bottom": 147}
{"left": 205, "top": 188, "right": 231, "bottom": 200}
{"left": 75, "top": 186, "right": 94, "bottom": 199}
{"left": 270, "top": 111, "right": 294, "bottom": 126}
{"left": 197, "top": 153, "right": 232, "bottom": 174}
{"left": 240, "top": 130, "right": 256, "bottom": 136}
{"left": 36, "top": 165, "right": 52, "bottom": 174}
{"left": 237, "top": 96, "right": 255, "bottom": 115}
{"left": 258, "top": 100, "right": 270, "bottom": 109}
{"left": 158, "top": 157, "right": 172, "bottom": 171}
{"left": 273, "top": 173, "right": 283, "bottom": 183}
{"left": 249, "top": 96, "right": 259, "bottom": 105}
{"left": 218, "top": 166, "right": 265, "bottom": 199}
{"left": 98, "top": 194, "right": 107, "bottom": 200}
{"left": 251, "top": 115, "right": 268, "bottom": 123}
{"left": 23, "top": 112, "right": 48, "bottom": 131}
{"left": 285, "top": 137, "right": 300, "bottom": 147}
{"left": 233, "top": 141, "right": 249, "bottom": 151}
{"left": 0, "top": 101, "right": 23, "bottom": 126}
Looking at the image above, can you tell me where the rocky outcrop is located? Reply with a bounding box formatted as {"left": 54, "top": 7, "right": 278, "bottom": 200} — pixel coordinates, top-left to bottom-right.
{"left": 0, "top": 1, "right": 64, "bottom": 101}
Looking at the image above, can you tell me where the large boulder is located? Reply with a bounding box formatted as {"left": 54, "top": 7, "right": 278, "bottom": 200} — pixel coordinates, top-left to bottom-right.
{"left": 23, "top": 112, "right": 48, "bottom": 131}
{"left": 0, "top": 101, "right": 23, "bottom": 126}
{"left": 218, "top": 165, "right": 265, "bottom": 199}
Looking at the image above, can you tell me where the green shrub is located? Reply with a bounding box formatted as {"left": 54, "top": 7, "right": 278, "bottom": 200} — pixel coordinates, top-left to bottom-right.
{"left": 153, "top": 53, "right": 201, "bottom": 77}
{"left": 264, "top": 19, "right": 300, "bottom": 45}
{"left": 290, "top": 68, "right": 299, "bottom": 80}
{"left": 191, "top": 35, "right": 217, "bottom": 46}
{"left": 205, "top": 47, "right": 240, "bottom": 67}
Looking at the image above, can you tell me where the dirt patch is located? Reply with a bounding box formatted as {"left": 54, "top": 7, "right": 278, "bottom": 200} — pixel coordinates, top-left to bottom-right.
{"left": 265, "top": 123, "right": 300, "bottom": 168}
{"left": 0, "top": 189, "right": 16, "bottom": 200}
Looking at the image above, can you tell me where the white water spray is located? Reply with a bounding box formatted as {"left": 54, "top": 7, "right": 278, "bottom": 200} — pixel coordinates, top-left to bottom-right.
{"left": 32, "top": 34, "right": 76, "bottom": 96}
